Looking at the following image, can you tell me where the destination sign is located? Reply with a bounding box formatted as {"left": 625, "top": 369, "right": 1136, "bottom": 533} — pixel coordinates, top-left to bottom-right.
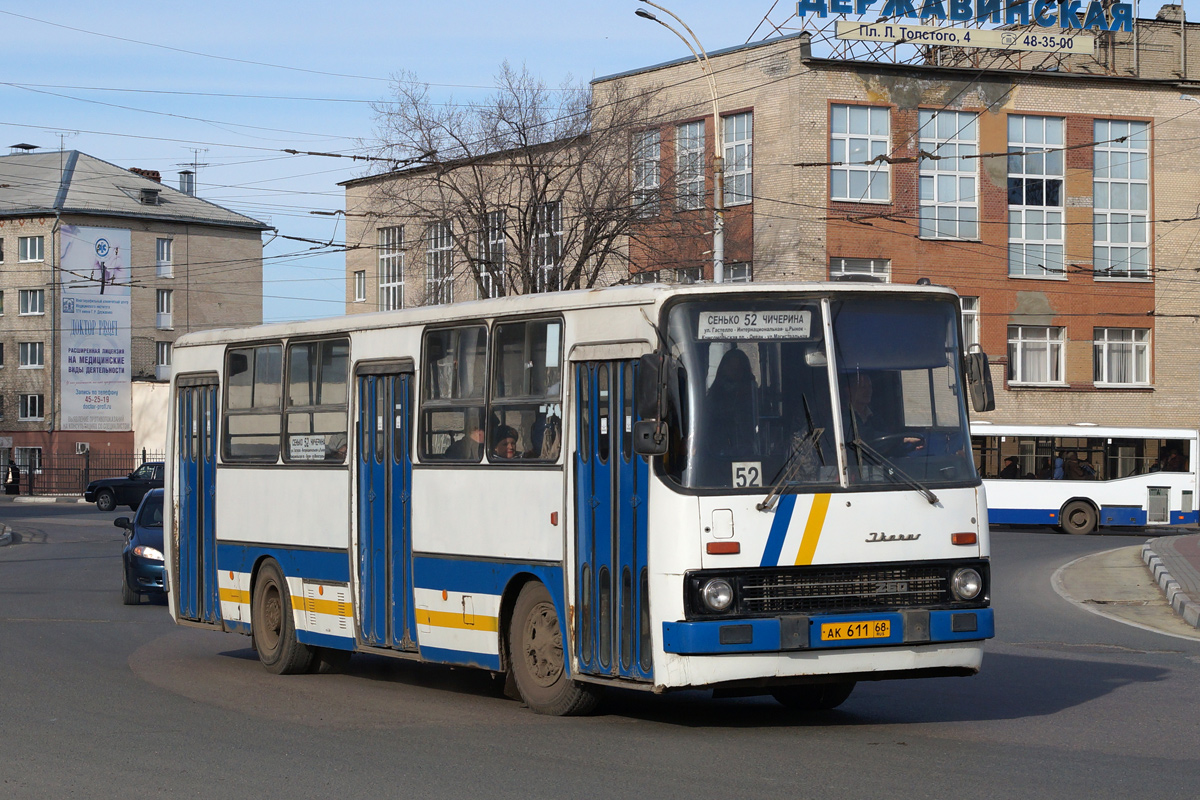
{"left": 836, "top": 21, "right": 1095, "bottom": 54}
{"left": 799, "top": 0, "right": 1133, "bottom": 32}
{"left": 697, "top": 309, "right": 814, "bottom": 341}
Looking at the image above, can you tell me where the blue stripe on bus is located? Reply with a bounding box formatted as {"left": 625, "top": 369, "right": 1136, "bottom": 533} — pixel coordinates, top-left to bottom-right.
{"left": 412, "top": 556, "right": 563, "bottom": 596}
{"left": 216, "top": 543, "right": 350, "bottom": 583}
{"left": 1100, "top": 506, "right": 1147, "bottom": 527}
{"left": 296, "top": 630, "right": 357, "bottom": 650}
{"left": 759, "top": 494, "right": 797, "bottom": 567}
{"left": 418, "top": 645, "right": 502, "bottom": 672}
{"left": 986, "top": 508, "right": 1059, "bottom": 526}
{"left": 661, "top": 608, "right": 994, "bottom": 654}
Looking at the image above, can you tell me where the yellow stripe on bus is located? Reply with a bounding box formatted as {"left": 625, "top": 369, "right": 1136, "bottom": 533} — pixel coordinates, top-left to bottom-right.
{"left": 794, "top": 493, "right": 831, "bottom": 566}
{"left": 290, "top": 595, "right": 354, "bottom": 618}
{"left": 416, "top": 607, "right": 499, "bottom": 633}
{"left": 219, "top": 587, "right": 250, "bottom": 605}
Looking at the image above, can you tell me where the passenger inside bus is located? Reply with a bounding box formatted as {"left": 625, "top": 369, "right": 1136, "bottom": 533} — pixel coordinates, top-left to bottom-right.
{"left": 492, "top": 425, "right": 520, "bottom": 459}
{"left": 445, "top": 416, "right": 485, "bottom": 460}
{"left": 705, "top": 348, "right": 758, "bottom": 456}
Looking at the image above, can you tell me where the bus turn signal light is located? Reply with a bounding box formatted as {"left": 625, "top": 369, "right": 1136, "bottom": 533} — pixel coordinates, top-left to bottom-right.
{"left": 706, "top": 542, "right": 740, "bottom": 555}
{"left": 951, "top": 532, "right": 977, "bottom": 546}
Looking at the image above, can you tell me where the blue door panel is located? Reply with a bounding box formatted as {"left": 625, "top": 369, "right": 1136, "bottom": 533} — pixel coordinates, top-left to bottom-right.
{"left": 177, "top": 383, "right": 220, "bottom": 624}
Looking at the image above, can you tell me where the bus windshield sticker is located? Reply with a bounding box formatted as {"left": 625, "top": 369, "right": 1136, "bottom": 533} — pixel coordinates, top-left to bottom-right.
{"left": 697, "top": 310, "right": 812, "bottom": 341}
{"left": 289, "top": 434, "right": 327, "bottom": 461}
{"left": 732, "top": 461, "right": 763, "bottom": 487}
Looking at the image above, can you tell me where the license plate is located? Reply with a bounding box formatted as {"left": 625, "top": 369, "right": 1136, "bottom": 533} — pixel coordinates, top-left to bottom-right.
{"left": 820, "top": 620, "right": 891, "bottom": 642}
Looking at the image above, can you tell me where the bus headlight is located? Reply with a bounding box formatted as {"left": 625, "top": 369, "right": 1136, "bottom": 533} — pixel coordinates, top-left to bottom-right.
{"left": 701, "top": 578, "right": 734, "bottom": 612}
{"left": 951, "top": 568, "right": 983, "bottom": 601}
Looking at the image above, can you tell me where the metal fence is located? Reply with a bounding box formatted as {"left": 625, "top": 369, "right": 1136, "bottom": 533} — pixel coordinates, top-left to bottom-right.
{"left": 12, "top": 450, "right": 165, "bottom": 497}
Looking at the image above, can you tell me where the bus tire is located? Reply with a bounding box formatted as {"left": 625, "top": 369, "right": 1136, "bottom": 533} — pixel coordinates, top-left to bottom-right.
{"left": 1060, "top": 500, "right": 1097, "bottom": 535}
{"left": 252, "top": 560, "right": 313, "bottom": 675}
{"left": 771, "top": 680, "right": 856, "bottom": 711}
{"left": 509, "top": 582, "right": 600, "bottom": 716}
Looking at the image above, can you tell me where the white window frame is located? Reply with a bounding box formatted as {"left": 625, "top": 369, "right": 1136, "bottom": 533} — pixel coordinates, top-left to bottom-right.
{"left": 18, "top": 289, "right": 44, "bottom": 315}
{"left": 478, "top": 210, "right": 506, "bottom": 299}
{"left": 19, "top": 394, "right": 44, "bottom": 421}
{"left": 676, "top": 121, "right": 705, "bottom": 211}
{"left": 156, "top": 341, "right": 173, "bottom": 367}
{"left": 15, "top": 446, "right": 42, "bottom": 472}
{"left": 727, "top": 262, "right": 753, "bottom": 283}
{"left": 632, "top": 129, "right": 660, "bottom": 217}
{"left": 534, "top": 201, "right": 562, "bottom": 293}
{"left": 960, "top": 296, "right": 981, "bottom": 349}
{"left": 1008, "top": 115, "right": 1065, "bottom": 279}
{"left": 1094, "top": 327, "right": 1149, "bottom": 386}
{"left": 1007, "top": 325, "right": 1065, "bottom": 385}
{"left": 723, "top": 112, "right": 753, "bottom": 206}
{"left": 1094, "top": 119, "right": 1150, "bottom": 280}
{"left": 156, "top": 288, "right": 173, "bottom": 330}
{"left": 426, "top": 221, "right": 454, "bottom": 305}
{"left": 156, "top": 238, "right": 174, "bottom": 278}
{"left": 18, "top": 235, "right": 44, "bottom": 263}
{"left": 830, "top": 104, "right": 890, "bottom": 203}
{"left": 918, "top": 110, "right": 979, "bottom": 240}
{"left": 830, "top": 257, "right": 891, "bottom": 282}
{"left": 353, "top": 270, "right": 366, "bottom": 303}
{"left": 18, "top": 341, "right": 43, "bottom": 369}
{"left": 378, "top": 225, "right": 404, "bottom": 311}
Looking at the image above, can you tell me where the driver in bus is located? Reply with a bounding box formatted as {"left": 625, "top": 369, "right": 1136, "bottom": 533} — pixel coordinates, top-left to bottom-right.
{"left": 845, "top": 372, "right": 923, "bottom": 455}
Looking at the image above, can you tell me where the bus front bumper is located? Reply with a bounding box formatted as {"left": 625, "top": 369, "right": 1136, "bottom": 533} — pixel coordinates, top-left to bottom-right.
{"left": 662, "top": 608, "right": 993, "bottom": 655}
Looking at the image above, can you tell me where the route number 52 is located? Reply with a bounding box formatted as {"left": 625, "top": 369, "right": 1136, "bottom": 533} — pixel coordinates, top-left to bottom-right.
{"left": 731, "top": 462, "right": 763, "bottom": 488}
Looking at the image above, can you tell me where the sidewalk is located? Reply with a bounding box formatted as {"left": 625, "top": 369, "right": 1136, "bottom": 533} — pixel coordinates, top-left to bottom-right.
{"left": 0, "top": 494, "right": 89, "bottom": 505}
{"left": 1143, "top": 533, "right": 1200, "bottom": 629}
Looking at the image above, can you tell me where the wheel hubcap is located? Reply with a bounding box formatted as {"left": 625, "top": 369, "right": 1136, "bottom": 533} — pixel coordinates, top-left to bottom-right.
{"left": 522, "top": 601, "right": 563, "bottom": 688}
{"left": 261, "top": 584, "right": 282, "bottom": 649}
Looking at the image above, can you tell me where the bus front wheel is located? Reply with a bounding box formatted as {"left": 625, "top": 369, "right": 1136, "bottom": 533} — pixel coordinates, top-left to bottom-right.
{"left": 252, "top": 560, "right": 313, "bottom": 674}
{"left": 508, "top": 582, "right": 600, "bottom": 716}
{"left": 1060, "top": 501, "right": 1098, "bottom": 535}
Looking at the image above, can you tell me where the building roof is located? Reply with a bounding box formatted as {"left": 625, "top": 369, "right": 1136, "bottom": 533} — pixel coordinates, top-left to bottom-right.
{"left": 0, "top": 150, "right": 269, "bottom": 231}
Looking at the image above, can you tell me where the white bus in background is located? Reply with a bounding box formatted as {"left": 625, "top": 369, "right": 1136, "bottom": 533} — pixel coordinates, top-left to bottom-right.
{"left": 164, "top": 282, "right": 996, "bottom": 715}
{"left": 971, "top": 423, "right": 1199, "bottom": 535}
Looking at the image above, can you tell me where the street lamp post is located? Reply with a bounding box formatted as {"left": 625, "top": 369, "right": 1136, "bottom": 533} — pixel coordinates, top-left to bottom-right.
{"left": 635, "top": 1, "right": 725, "bottom": 283}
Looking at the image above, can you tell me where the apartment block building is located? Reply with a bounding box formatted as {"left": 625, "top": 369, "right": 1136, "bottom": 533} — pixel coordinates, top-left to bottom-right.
{"left": 0, "top": 150, "right": 269, "bottom": 468}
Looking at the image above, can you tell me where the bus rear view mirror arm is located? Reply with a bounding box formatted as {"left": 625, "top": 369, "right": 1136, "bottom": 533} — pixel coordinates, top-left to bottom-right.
{"left": 965, "top": 348, "right": 995, "bottom": 413}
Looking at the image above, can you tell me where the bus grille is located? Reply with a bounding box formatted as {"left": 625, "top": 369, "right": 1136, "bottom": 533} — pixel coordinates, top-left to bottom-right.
{"left": 739, "top": 566, "right": 947, "bottom": 614}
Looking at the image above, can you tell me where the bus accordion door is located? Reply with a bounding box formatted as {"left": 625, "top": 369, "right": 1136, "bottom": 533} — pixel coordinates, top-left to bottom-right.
{"left": 176, "top": 377, "right": 220, "bottom": 624}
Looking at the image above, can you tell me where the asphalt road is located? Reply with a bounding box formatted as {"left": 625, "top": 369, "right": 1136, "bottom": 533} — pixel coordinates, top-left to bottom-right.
{"left": 3, "top": 504, "right": 1200, "bottom": 800}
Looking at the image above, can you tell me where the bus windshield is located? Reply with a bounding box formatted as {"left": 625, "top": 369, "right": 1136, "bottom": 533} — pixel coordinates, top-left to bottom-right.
{"left": 663, "top": 295, "right": 976, "bottom": 492}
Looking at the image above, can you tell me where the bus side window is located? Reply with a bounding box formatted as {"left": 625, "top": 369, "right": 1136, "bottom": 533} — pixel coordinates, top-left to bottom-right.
{"left": 223, "top": 343, "right": 283, "bottom": 463}
{"left": 489, "top": 318, "right": 563, "bottom": 463}
{"left": 420, "top": 325, "right": 488, "bottom": 462}
{"left": 284, "top": 338, "right": 350, "bottom": 463}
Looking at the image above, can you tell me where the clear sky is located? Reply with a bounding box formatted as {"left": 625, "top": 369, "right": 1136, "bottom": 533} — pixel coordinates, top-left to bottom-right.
{"left": 3, "top": 1, "right": 1192, "bottom": 323}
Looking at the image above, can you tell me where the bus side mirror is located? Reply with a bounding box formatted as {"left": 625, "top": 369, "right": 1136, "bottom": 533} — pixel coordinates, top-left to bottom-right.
{"left": 965, "top": 349, "right": 995, "bottom": 413}
{"left": 636, "top": 353, "right": 663, "bottom": 420}
{"left": 633, "top": 420, "right": 669, "bottom": 456}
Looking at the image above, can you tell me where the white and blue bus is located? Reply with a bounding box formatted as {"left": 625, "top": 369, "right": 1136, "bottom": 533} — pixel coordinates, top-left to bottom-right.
{"left": 971, "top": 423, "right": 1199, "bottom": 535}
{"left": 165, "top": 282, "right": 995, "bottom": 714}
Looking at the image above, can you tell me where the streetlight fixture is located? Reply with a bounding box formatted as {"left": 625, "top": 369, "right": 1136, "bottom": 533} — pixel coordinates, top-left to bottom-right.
{"left": 635, "top": 1, "right": 725, "bottom": 283}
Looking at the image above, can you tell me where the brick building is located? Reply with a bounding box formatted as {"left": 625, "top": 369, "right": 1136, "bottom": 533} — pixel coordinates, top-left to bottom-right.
{"left": 0, "top": 150, "right": 268, "bottom": 470}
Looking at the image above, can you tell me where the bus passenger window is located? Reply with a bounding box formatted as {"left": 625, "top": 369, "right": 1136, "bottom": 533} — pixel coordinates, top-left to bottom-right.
{"left": 284, "top": 339, "right": 350, "bottom": 463}
{"left": 420, "top": 326, "right": 488, "bottom": 461}
{"left": 489, "top": 319, "right": 563, "bottom": 463}
{"left": 223, "top": 344, "right": 283, "bottom": 463}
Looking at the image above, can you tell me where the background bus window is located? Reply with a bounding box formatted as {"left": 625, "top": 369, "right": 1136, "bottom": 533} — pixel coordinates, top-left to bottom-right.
{"left": 421, "top": 326, "right": 487, "bottom": 461}
{"left": 489, "top": 319, "right": 562, "bottom": 462}
{"left": 285, "top": 339, "right": 350, "bottom": 463}
{"left": 224, "top": 344, "right": 283, "bottom": 462}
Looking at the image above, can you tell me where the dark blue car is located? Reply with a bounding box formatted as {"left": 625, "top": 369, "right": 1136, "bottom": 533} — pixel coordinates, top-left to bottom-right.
{"left": 116, "top": 488, "right": 165, "bottom": 605}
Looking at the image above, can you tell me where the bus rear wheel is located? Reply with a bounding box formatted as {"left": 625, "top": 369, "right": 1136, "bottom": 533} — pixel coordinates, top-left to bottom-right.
{"left": 771, "top": 681, "right": 856, "bottom": 711}
{"left": 508, "top": 582, "right": 600, "bottom": 716}
{"left": 252, "top": 560, "right": 313, "bottom": 674}
{"left": 1060, "top": 501, "right": 1098, "bottom": 535}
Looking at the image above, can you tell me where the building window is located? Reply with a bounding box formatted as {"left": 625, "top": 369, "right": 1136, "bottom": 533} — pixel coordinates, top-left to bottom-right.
{"left": 631, "top": 270, "right": 662, "bottom": 284}
{"left": 18, "top": 236, "right": 44, "bottom": 262}
{"left": 727, "top": 262, "right": 753, "bottom": 283}
{"left": 1007, "top": 115, "right": 1065, "bottom": 278}
{"left": 19, "top": 341, "right": 43, "bottom": 369}
{"left": 156, "top": 341, "right": 172, "bottom": 367}
{"left": 1007, "top": 325, "right": 1065, "bottom": 384}
{"left": 830, "top": 105, "right": 889, "bottom": 202}
{"left": 156, "top": 238, "right": 173, "bottom": 278}
{"left": 156, "top": 289, "right": 173, "bottom": 329}
{"left": 632, "top": 129, "right": 660, "bottom": 217}
{"left": 19, "top": 394, "right": 44, "bottom": 421}
{"left": 534, "top": 201, "right": 562, "bottom": 292}
{"left": 918, "top": 110, "right": 978, "bottom": 240}
{"left": 960, "top": 296, "right": 980, "bottom": 348}
{"left": 830, "top": 257, "right": 890, "bottom": 282}
{"left": 426, "top": 221, "right": 454, "bottom": 305}
{"left": 15, "top": 446, "right": 41, "bottom": 472}
{"left": 0, "top": 342, "right": 4, "bottom": 367}
{"left": 676, "top": 121, "right": 705, "bottom": 210}
{"left": 1094, "top": 328, "right": 1149, "bottom": 385}
{"left": 353, "top": 270, "right": 366, "bottom": 303}
{"left": 1094, "top": 119, "right": 1150, "bottom": 279}
{"left": 0, "top": 238, "right": 4, "bottom": 262}
{"left": 723, "top": 112, "right": 753, "bottom": 206}
{"left": 478, "top": 210, "right": 506, "bottom": 299}
{"left": 378, "top": 225, "right": 404, "bottom": 311}
{"left": 0, "top": 290, "right": 4, "bottom": 315}
{"left": 18, "top": 289, "right": 44, "bottom": 315}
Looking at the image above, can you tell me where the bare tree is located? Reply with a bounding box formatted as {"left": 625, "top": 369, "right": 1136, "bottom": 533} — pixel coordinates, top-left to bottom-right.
{"left": 365, "top": 62, "right": 694, "bottom": 301}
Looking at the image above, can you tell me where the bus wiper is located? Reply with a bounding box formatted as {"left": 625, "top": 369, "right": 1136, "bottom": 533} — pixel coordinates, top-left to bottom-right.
{"left": 758, "top": 395, "right": 825, "bottom": 513}
{"left": 848, "top": 437, "right": 940, "bottom": 506}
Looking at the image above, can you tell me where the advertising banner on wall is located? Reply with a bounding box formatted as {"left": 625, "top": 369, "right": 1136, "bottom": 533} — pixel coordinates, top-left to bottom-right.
{"left": 60, "top": 225, "right": 132, "bottom": 431}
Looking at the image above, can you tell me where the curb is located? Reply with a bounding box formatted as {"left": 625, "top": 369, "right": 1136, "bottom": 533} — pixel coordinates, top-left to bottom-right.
{"left": 8, "top": 496, "right": 90, "bottom": 504}
{"left": 1142, "top": 541, "right": 1200, "bottom": 629}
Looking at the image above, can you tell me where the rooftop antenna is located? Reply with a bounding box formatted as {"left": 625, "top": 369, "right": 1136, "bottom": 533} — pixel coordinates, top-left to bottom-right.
{"left": 45, "top": 130, "right": 78, "bottom": 182}
{"left": 176, "top": 147, "right": 209, "bottom": 197}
